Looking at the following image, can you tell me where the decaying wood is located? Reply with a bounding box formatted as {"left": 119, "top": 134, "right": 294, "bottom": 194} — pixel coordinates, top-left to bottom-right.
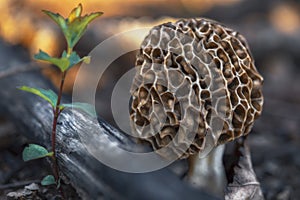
{"left": 0, "top": 42, "right": 218, "bottom": 199}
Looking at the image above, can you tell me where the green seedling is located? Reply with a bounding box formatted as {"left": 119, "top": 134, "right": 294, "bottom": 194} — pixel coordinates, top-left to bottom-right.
{"left": 18, "top": 4, "right": 102, "bottom": 197}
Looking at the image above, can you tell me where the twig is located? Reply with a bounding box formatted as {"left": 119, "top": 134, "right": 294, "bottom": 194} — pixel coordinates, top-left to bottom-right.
{"left": 0, "top": 179, "right": 40, "bottom": 190}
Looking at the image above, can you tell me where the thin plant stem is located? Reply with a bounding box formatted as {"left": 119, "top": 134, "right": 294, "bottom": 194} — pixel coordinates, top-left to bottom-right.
{"left": 50, "top": 47, "right": 72, "bottom": 198}
{"left": 51, "top": 70, "right": 67, "bottom": 198}
{"left": 67, "top": 47, "right": 73, "bottom": 55}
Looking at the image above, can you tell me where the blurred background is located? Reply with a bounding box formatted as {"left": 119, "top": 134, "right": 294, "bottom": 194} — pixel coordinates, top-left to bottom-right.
{"left": 0, "top": 0, "right": 300, "bottom": 199}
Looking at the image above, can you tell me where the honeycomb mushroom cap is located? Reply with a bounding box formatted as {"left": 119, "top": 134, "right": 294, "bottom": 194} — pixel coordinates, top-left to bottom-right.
{"left": 130, "top": 18, "right": 263, "bottom": 159}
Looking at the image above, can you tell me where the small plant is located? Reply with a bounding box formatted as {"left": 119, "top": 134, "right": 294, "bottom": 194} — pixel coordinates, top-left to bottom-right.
{"left": 19, "top": 4, "right": 102, "bottom": 196}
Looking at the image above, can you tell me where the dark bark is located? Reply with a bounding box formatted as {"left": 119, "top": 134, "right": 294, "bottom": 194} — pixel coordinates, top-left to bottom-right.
{"left": 0, "top": 41, "right": 218, "bottom": 199}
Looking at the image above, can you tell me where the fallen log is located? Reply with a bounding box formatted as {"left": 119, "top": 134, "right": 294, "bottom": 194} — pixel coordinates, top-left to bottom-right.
{"left": 0, "top": 41, "right": 218, "bottom": 199}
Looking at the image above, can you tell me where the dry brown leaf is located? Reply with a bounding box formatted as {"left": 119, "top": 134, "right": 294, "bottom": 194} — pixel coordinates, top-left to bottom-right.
{"left": 224, "top": 137, "right": 264, "bottom": 200}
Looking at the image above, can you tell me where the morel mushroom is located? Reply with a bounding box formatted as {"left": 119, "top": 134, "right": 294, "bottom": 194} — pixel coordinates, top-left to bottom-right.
{"left": 130, "top": 18, "right": 263, "bottom": 195}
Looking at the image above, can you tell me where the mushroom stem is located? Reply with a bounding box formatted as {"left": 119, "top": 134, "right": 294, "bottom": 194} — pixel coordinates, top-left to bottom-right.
{"left": 187, "top": 144, "right": 226, "bottom": 197}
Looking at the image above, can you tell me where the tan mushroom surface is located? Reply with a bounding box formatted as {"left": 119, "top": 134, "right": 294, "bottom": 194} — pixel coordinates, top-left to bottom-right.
{"left": 130, "top": 18, "right": 263, "bottom": 159}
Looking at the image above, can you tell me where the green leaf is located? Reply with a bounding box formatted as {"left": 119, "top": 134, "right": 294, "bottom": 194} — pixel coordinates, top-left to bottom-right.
{"left": 68, "top": 51, "right": 85, "bottom": 68}
{"left": 42, "top": 11, "right": 66, "bottom": 31}
{"left": 43, "top": 4, "right": 103, "bottom": 49}
{"left": 34, "top": 50, "right": 89, "bottom": 71}
{"left": 82, "top": 56, "right": 91, "bottom": 64}
{"left": 41, "top": 175, "right": 56, "bottom": 186}
{"left": 66, "top": 12, "right": 103, "bottom": 48}
{"left": 18, "top": 86, "right": 57, "bottom": 108}
{"left": 34, "top": 50, "right": 70, "bottom": 72}
{"left": 22, "top": 144, "right": 53, "bottom": 162}
{"left": 68, "top": 52, "right": 91, "bottom": 69}
{"left": 61, "top": 102, "right": 96, "bottom": 117}
{"left": 68, "top": 51, "right": 80, "bottom": 66}
{"left": 67, "top": 3, "right": 82, "bottom": 22}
